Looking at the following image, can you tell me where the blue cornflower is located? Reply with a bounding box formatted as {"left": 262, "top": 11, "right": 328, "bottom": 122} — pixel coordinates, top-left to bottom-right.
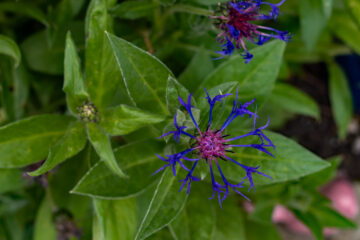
{"left": 212, "top": 0, "right": 291, "bottom": 63}
{"left": 153, "top": 87, "right": 275, "bottom": 206}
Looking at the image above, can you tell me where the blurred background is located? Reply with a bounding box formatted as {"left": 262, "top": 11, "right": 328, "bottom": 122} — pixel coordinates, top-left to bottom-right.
{"left": 0, "top": 0, "right": 359, "bottom": 239}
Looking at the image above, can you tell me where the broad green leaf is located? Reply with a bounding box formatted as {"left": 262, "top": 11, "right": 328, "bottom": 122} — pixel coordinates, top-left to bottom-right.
{"left": 214, "top": 198, "right": 246, "bottom": 240}
{"left": 0, "top": 214, "right": 26, "bottom": 239}
{"left": 29, "top": 121, "right": 87, "bottom": 176}
{"left": 93, "top": 215, "right": 103, "bottom": 240}
{"left": 179, "top": 51, "right": 214, "bottom": 92}
{"left": 330, "top": 12, "right": 360, "bottom": 54}
{"left": 221, "top": 131, "right": 330, "bottom": 185}
{"left": 329, "top": 62, "right": 353, "bottom": 138}
{"left": 33, "top": 193, "right": 57, "bottom": 240}
{"left": 170, "top": 184, "right": 216, "bottom": 240}
{"left": 311, "top": 205, "right": 356, "bottom": 229}
{"left": 64, "top": 32, "right": 89, "bottom": 114}
{"left": 110, "top": 0, "right": 156, "bottom": 20}
{"left": 0, "top": 114, "right": 74, "bottom": 168}
{"left": 145, "top": 227, "right": 174, "bottom": 240}
{"left": 291, "top": 209, "right": 323, "bottom": 240}
{"left": 169, "top": 4, "right": 214, "bottom": 16}
{"left": 198, "top": 41, "right": 286, "bottom": 105}
{"left": 0, "top": 60, "right": 30, "bottom": 121}
{"left": 71, "top": 139, "right": 164, "bottom": 199}
{"left": 249, "top": 199, "right": 276, "bottom": 224}
{"left": 47, "top": 0, "right": 84, "bottom": 46}
{"left": 270, "top": 83, "right": 320, "bottom": 119}
{"left": 0, "top": 35, "right": 21, "bottom": 67}
{"left": 300, "top": 0, "right": 328, "bottom": 52}
{"left": 244, "top": 219, "right": 281, "bottom": 240}
{"left": 22, "top": 30, "right": 64, "bottom": 75}
{"left": 166, "top": 76, "right": 190, "bottom": 114}
{"left": 0, "top": 195, "right": 27, "bottom": 216}
{"left": 87, "top": 122, "right": 126, "bottom": 178}
{"left": 0, "top": 2, "right": 48, "bottom": 26}
{"left": 107, "top": 32, "right": 173, "bottom": 115}
{"left": 192, "top": 0, "right": 228, "bottom": 5}
{"left": 99, "top": 105, "right": 165, "bottom": 136}
{"left": 0, "top": 169, "right": 26, "bottom": 194}
{"left": 301, "top": 157, "right": 340, "bottom": 188}
{"left": 85, "top": 0, "right": 126, "bottom": 109}
{"left": 322, "top": 0, "right": 334, "bottom": 18}
{"left": 345, "top": 0, "right": 360, "bottom": 27}
{"left": 135, "top": 168, "right": 188, "bottom": 240}
{"left": 94, "top": 198, "right": 137, "bottom": 240}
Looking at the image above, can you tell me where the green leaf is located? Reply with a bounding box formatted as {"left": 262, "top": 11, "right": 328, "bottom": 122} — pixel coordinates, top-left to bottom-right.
{"left": 214, "top": 198, "right": 246, "bottom": 240}
{"left": 311, "top": 205, "right": 357, "bottom": 229}
{"left": 135, "top": 168, "right": 187, "bottom": 240}
{"left": 301, "top": 156, "right": 340, "bottom": 188}
{"left": 322, "top": 0, "right": 334, "bottom": 18}
{"left": 48, "top": 147, "right": 93, "bottom": 240}
{"left": 0, "top": 2, "right": 48, "bottom": 26}
{"left": 22, "top": 30, "right": 64, "bottom": 75}
{"left": 0, "top": 169, "right": 26, "bottom": 194}
{"left": 0, "top": 114, "right": 74, "bottom": 168}
{"left": 249, "top": 200, "right": 276, "bottom": 224}
{"left": 87, "top": 122, "right": 126, "bottom": 178}
{"left": 221, "top": 131, "right": 330, "bottom": 185}
{"left": 145, "top": 227, "right": 174, "bottom": 240}
{"left": 198, "top": 41, "right": 286, "bottom": 105}
{"left": 0, "top": 35, "right": 21, "bottom": 67}
{"left": 110, "top": 0, "right": 156, "bottom": 20}
{"left": 270, "top": 83, "right": 320, "bottom": 120}
{"left": 169, "top": 4, "right": 214, "bottom": 16}
{"left": 33, "top": 193, "right": 57, "bottom": 240}
{"left": 330, "top": 12, "right": 360, "bottom": 54}
{"left": 64, "top": 32, "right": 89, "bottom": 114}
{"left": 99, "top": 105, "right": 165, "bottom": 136}
{"left": 0, "top": 195, "right": 27, "bottom": 216}
{"left": 170, "top": 184, "right": 216, "bottom": 240}
{"left": 71, "top": 139, "right": 164, "bottom": 199}
{"left": 345, "top": 0, "right": 360, "bottom": 27}
{"left": 291, "top": 209, "right": 323, "bottom": 240}
{"left": 329, "top": 62, "right": 353, "bottom": 138}
{"left": 244, "top": 218, "right": 281, "bottom": 240}
{"left": 107, "top": 32, "right": 173, "bottom": 115}
{"left": 192, "top": 0, "right": 228, "bottom": 5}
{"left": 94, "top": 198, "right": 138, "bottom": 240}
{"left": 179, "top": 51, "right": 214, "bottom": 93}
{"left": 85, "top": 0, "right": 126, "bottom": 109}
{"left": 166, "top": 76, "right": 190, "bottom": 114}
{"left": 300, "top": 0, "right": 328, "bottom": 52}
{"left": 28, "top": 121, "right": 87, "bottom": 176}
{"left": 0, "top": 61, "right": 30, "bottom": 121}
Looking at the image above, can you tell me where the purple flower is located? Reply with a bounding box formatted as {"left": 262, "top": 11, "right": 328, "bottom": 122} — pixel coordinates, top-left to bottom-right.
{"left": 153, "top": 87, "right": 275, "bottom": 206}
{"left": 212, "top": 0, "right": 291, "bottom": 63}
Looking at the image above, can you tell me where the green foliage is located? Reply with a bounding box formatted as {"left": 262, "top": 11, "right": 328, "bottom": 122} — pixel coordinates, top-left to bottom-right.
{"left": 329, "top": 62, "right": 353, "bottom": 138}
{"left": 99, "top": 105, "right": 165, "bottom": 135}
{"left": 270, "top": 83, "right": 320, "bottom": 120}
{"left": 0, "top": 0, "right": 357, "bottom": 239}
{"left": 0, "top": 35, "right": 21, "bottom": 67}
{"left": 0, "top": 115, "right": 75, "bottom": 167}
{"left": 87, "top": 122, "right": 126, "bottom": 178}
{"left": 64, "top": 32, "right": 89, "bottom": 114}
{"left": 107, "top": 32, "right": 173, "bottom": 115}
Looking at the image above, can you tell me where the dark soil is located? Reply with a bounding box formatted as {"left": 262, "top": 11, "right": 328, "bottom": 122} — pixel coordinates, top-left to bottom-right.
{"left": 277, "top": 63, "right": 360, "bottom": 180}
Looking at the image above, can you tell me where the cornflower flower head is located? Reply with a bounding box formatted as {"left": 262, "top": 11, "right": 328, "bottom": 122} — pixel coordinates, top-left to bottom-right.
{"left": 154, "top": 87, "right": 275, "bottom": 206}
{"left": 212, "top": 0, "right": 291, "bottom": 63}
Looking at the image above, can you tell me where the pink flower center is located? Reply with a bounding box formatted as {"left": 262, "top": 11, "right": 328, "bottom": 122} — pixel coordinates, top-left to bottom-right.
{"left": 196, "top": 130, "right": 227, "bottom": 161}
{"left": 227, "top": 7, "right": 258, "bottom": 38}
